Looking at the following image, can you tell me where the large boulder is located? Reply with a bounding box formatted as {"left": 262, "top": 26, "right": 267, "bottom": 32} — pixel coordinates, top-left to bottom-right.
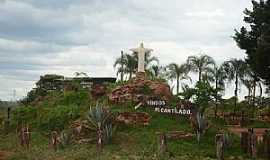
{"left": 109, "top": 76, "right": 172, "bottom": 103}
{"left": 115, "top": 112, "right": 151, "bottom": 125}
{"left": 90, "top": 84, "right": 107, "bottom": 98}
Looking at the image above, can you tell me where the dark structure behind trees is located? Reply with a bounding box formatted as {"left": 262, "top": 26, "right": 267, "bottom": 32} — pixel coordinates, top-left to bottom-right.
{"left": 21, "top": 74, "right": 116, "bottom": 104}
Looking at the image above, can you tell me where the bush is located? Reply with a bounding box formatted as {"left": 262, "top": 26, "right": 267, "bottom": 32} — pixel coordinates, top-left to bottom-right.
{"left": 60, "top": 90, "right": 89, "bottom": 106}
{"left": 12, "top": 106, "right": 37, "bottom": 125}
{"left": 38, "top": 105, "right": 80, "bottom": 131}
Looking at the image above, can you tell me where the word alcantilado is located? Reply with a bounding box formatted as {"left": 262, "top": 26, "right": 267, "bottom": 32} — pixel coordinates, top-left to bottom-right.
{"left": 154, "top": 107, "right": 191, "bottom": 115}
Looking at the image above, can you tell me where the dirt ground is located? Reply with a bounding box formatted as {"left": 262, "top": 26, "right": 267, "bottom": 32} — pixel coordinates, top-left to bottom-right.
{"left": 0, "top": 151, "right": 10, "bottom": 160}
{"left": 228, "top": 126, "right": 270, "bottom": 140}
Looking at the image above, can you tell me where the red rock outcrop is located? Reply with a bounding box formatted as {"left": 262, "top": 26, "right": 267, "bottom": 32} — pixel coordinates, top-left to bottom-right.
{"left": 109, "top": 76, "right": 172, "bottom": 103}
{"left": 91, "top": 84, "right": 107, "bottom": 98}
{"left": 115, "top": 112, "right": 151, "bottom": 125}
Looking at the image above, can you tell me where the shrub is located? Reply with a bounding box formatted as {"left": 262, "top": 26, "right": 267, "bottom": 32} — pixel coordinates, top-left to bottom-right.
{"left": 61, "top": 90, "right": 89, "bottom": 106}
{"left": 12, "top": 106, "right": 37, "bottom": 125}
{"left": 38, "top": 105, "right": 80, "bottom": 131}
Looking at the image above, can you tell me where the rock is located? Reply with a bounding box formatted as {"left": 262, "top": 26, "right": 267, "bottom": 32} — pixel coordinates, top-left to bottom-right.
{"left": 115, "top": 112, "right": 151, "bottom": 125}
{"left": 91, "top": 84, "right": 107, "bottom": 98}
{"left": 109, "top": 76, "right": 172, "bottom": 103}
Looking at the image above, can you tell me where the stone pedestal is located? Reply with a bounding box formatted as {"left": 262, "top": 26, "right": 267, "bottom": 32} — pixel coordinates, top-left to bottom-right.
{"left": 136, "top": 72, "right": 145, "bottom": 80}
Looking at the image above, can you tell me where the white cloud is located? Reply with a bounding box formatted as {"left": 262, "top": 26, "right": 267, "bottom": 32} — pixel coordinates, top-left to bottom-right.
{"left": 185, "top": 9, "right": 225, "bottom": 18}
{"left": 0, "top": 0, "right": 257, "bottom": 100}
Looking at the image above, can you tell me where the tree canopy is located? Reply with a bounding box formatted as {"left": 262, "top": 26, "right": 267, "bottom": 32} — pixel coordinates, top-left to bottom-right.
{"left": 234, "top": 0, "right": 270, "bottom": 92}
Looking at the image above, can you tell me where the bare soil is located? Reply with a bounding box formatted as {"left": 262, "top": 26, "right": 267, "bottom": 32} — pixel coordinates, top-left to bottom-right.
{"left": 0, "top": 151, "right": 10, "bottom": 160}
{"left": 228, "top": 126, "right": 270, "bottom": 138}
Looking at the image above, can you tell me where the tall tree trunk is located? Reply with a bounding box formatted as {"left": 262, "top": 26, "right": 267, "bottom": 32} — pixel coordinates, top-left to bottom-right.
{"left": 176, "top": 76, "right": 180, "bottom": 95}
{"left": 215, "top": 78, "right": 218, "bottom": 118}
{"left": 258, "top": 82, "right": 263, "bottom": 106}
{"left": 252, "top": 79, "right": 256, "bottom": 107}
{"left": 252, "top": 79, "right": 256, "bottom": 118}
{"left": 129, "top": 72, "right": 132, "bottom": 80}
{"left": 248, "top": 87, "right": 251, "bottom": 105}
{"left": 120, "top": 51, "right": 124, "bottom": 82}
{"left": 234, "top": 73, "right": 238, "bottom": 118}
{"left": 199, "top": 69, "right": 202, "bottom": 82}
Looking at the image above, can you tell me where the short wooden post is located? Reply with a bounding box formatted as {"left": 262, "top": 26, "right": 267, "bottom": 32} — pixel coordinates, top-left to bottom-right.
{"left": 248, "top": 128, "right": 257, "bottom": 158}
{"left": 215, "top": 134, "right": 224, "bottom": 160}
{"left": 158, "top": 132, "right": 167, "bottom": 155}
{"left": 263, "top": 130, "right": 270, "bottom": 160}
{"left": 7, "top": 107, "right": 11, "bottom": 120}
{"left": 18, "top": 124, "right": 31, "bottom": 149}
{"left": 97, "top": 125, "right": 103, "bottom": 154}
{"left": 240, "top": 110, "right": 246, "bottom": 127}
{"left": 241, "top": 131, "right": 248, "bottom": 153}
{"left": 4, "top": 107, "right": 11, "bottom": 134}
{"left": 50, "top": 131, "right": 59, "bottom": 151}
{"left": 25, "top": 124, "right": 31, "bottom": 149}
{"left": 251, "top": 132, "right": 257, "bottom": 158}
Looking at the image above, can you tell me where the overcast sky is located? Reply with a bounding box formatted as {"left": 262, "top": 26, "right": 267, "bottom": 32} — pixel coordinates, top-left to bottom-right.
{"left": 0, "top": 0, "right": 254, "bottom": 101}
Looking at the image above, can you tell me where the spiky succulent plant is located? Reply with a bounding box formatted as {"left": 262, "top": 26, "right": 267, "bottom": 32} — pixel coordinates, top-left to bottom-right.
{"left": 87, "top": 103, "right": 115, "bottom": 144}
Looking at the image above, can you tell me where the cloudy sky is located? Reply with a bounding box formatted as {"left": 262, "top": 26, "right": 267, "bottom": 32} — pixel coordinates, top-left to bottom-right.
{"left": 0, "top": 0, "right": 253, "bottom": 100}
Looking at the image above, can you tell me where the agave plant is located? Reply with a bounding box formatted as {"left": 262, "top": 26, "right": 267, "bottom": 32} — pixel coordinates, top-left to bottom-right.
{"left": 103, "top": 123, "right": 115, "bottom": 144}
{"left": 87, "top": 104, "right": 111, "bottom": 130}
{"left": 87, "top": 104, "right": 115, "bottom": 145}
{"left": 195, "top": 112, "right": 208, "bottom": 143}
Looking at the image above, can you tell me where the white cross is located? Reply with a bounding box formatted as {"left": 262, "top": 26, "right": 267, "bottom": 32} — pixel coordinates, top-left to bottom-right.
{"left": 130, "top": 43, "right": 153, "bottom": 73}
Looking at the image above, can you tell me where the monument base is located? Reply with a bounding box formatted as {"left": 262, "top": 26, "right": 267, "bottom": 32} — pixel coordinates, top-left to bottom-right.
{"left": 136, "top": 72, "right": 145, "bottom": 79}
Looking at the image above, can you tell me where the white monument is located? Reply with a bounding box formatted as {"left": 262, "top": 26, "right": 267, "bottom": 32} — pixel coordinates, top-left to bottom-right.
{"left": 130, "top": 43, "right": 153, "bottom": 73}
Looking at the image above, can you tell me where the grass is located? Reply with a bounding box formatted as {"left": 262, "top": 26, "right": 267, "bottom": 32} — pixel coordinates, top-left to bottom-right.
{"left": 0, "top": 103, "right": 267, "bottom": 160}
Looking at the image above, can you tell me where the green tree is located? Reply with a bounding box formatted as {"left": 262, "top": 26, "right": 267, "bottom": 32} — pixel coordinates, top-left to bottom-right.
{"left": 208, "top": 64, "right": 227, "bottom": 117}
{"left": 74, "top": 72, "right": 88, "bottom": 77}
{"left": 193, "top": 81, "right": 216, "bottom": 114}
{"left": 146, "top": 64, "right": 166, "bottom": 80}
{"left": 234, "top": 0, "right": 270, "bottom": 92}
{"left": 166, "top": 63, "right": 191, "bottom": 94}
{"left": 114, "top": 53, "right": 137, "bottom": 80}
{"left": 223, "top": 59, "right": 247, "bottom": 115}
{"left": 187, "top": 54, "right": 215, "bottom": 82}
{"left": 242, "top": 78, "right": 253, "bottom": 104}
{"left": 114, "top": 52, "right": 158, "bottom": 80}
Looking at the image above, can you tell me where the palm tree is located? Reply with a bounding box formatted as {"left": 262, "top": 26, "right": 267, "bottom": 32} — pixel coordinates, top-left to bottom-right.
{"left": 242, "top": 79, "right": 253, "bottom": 104}
{"left": 187, "top": 54, "right": 215, "bottom": 82}
{"left": 242, "top": 66, "right": 263, "bottom": 116}
{"left": 114, "top": 53, "right": 137, "bottom": 80}
{"left": 147, "top": 65, "right": 165, "bottom": 79}
{"left": 209, "top": 64, "right": 227, "bottom": 117}
{"left": 223, "top": 59, "right": 247, "bottom": 115}
{"left": 166, "top": 63, "right": 191, "bottom": 94}
{"left": 74, "top": 72, "right": 88, "bottom": 77}
{"left": 114, "top": 51, "right": 158, "bottom": 81}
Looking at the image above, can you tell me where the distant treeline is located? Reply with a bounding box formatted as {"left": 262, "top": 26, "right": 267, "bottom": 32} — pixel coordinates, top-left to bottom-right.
{"left": 0, "top": 100, "right": 17, "bottom": 108}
